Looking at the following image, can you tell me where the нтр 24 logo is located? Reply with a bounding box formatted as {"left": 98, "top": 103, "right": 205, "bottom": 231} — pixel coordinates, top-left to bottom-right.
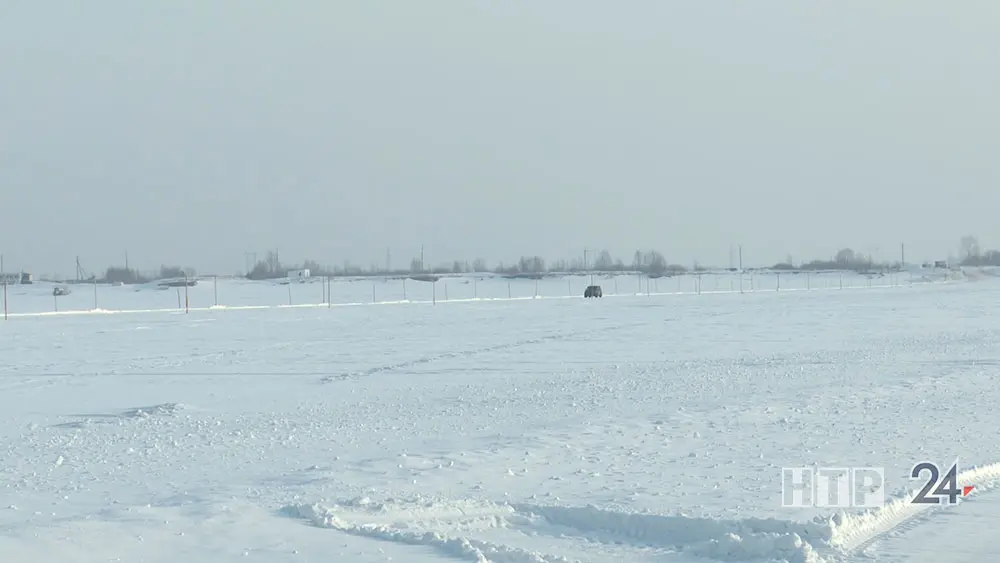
{"left": 910, "top": 461, "right": 974, "bottom": 504}
{"left": 781, "top": 460, "right": 975, "bottom": 509}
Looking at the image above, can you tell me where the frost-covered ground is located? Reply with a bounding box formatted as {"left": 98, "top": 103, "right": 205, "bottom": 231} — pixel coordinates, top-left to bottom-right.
{"left": 1, "top": 271, "right": 998, "bottom": 562}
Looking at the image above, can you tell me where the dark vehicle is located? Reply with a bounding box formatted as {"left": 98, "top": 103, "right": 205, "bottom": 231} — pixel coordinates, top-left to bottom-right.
{"left": 53, "top": 286, "right": 71, "bottom": 296}
{"left": 584, "top": 285, "right": 602, "bottom": 298}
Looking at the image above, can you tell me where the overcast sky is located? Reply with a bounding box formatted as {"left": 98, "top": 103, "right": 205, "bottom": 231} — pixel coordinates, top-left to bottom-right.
{"left": 2, "top": 2, "right": 998, "bottom": 276}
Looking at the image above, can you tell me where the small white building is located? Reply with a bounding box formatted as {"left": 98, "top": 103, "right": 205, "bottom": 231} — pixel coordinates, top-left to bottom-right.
{"left": 287, "top": 269, "right": 311, "bottom": 282}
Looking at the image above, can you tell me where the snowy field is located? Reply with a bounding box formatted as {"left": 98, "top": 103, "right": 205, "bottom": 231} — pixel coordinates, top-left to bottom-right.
{"left": 2, "top": 270, "right": 999, "bottom": 562}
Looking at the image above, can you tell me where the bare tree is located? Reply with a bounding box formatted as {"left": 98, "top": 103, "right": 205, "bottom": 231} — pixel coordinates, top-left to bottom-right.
{"left": 156, "top": 265, "right": 196, "bottom": 279}
{"left": 518, "top": 256, "right": 546, "bottom": 273}
{"left": 834, "top": 248, "right": 855, "bottom": 266}
{"left": 960, "top": 235, "right": 980, "bottom": 262}
{"left": 646, "top": 251, "right": 668, "bottom": 275}
{"left": 594, "top": 250, "right": 615, "bottom": 270}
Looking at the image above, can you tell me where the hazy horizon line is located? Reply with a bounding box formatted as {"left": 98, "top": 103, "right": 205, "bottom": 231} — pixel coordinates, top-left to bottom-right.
{"left": 3, "top": 242, "right": 980, "bottom": 281}
{"left": 5, "top": 232, "right": 993, "bottom": 280}
{"left": 3, "top": 235, "right": 990, "bottom": 279}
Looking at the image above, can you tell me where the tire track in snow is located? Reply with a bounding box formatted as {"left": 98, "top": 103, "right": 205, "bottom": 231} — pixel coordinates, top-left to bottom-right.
{"left": 321, "top": 325, "right": 630, "bottom": 383}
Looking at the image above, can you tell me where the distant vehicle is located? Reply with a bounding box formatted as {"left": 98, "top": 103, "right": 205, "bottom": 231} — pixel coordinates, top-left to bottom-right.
{"left": 53, "top": 286, "right": 71, "bottom": 296}
{"left": 584, "top": 285, "right": 603, "bottom": 298}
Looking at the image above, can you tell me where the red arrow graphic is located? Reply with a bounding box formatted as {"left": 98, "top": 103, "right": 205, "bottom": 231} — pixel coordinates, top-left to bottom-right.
{"left": 963, "top": 485, "right": 974, "bottom": 496}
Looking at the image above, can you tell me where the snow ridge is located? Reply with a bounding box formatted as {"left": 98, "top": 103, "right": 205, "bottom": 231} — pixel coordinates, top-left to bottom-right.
{"left": 285, "top": 464, "right": 1000, "bottom": 563}
{"left": 510, "top": 503, "right": 830, "bottom": 563}
{"left": 828, "top": 461, "right": 1000, "bottom": 554}
{"left": 285, "top": 502, "right": 574, "bottom": 563}
{"left": 284, "top": 496, "right": 833, "bottom": 563}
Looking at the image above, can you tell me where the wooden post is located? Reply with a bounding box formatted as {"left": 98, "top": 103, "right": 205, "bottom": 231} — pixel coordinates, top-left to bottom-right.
{"left": 445, "top": 283, "right": 449, "bottom": 301}
{"left": 472, "top": 278, "right": 477, "bottom": 299}
{"left": 54, "top": 294, "right": 58, "bottom": 312}
{"left": 508, "top": 282, "right": 512, "bottom": 299}
{"left": 697, "top": 274, "right": 702, "bottom": 294}
{"left": 213, "top": 276, "right": 218, "bottom": 306}
{"left": 185, "top": 278, "right": 190, "bottom": 313}
{"left": 433, "top": 282, "right": 436, "bottom": 305}
{"left": 840, "top": 273, "right": 843, "bottom": 289}
{"left": 776, "top": 273, "right": 780, "bottom": 291}
{"left": 2, "top": 281, "right": 6, "bottom": 320}
{"left": 403, "top": 278, "right": 407, "bottom": 300}
{"left": 534, "top": 280, "right": 538, "bottom": 297}
{"left": 94, "top": 280, "right": 98, "bottom": 309}
{"left": 177, "top": 288, "right": 181, "bottom": 308}
{"left": 614, "top": 278, "right": 618, "bottom": 294}
{"left": 327, "top": 276, "right": 331, "bottom": 308}
{"left": 372, "top": 283, "right": 376, "bottom": 304}
{"left": 287, "top": 284, "right": 292, "bottom": 305}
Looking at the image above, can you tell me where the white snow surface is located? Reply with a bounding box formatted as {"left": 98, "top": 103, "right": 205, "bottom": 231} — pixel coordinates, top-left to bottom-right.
{"left": 1, "top": 271, "right": 998, "bottom": 562}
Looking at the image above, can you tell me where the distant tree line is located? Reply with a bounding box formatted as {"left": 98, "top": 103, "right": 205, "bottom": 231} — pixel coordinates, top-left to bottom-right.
{"left": 242, "top": 249, "right": 694, "bottom": 281}
{"left": 101, "top": 265, "right": 196, "bottom": 284}
{"left": 84, "top": 235, "right": 993, "bottom": 284}
{"left": 770, "top": 248, "right": 887, "bottom": 272}
{"left": 956, "top": 235, "right": 1000, "bottom": 266}
{"left": 770, "top": 236, "right": 1000, "bottom": 271}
